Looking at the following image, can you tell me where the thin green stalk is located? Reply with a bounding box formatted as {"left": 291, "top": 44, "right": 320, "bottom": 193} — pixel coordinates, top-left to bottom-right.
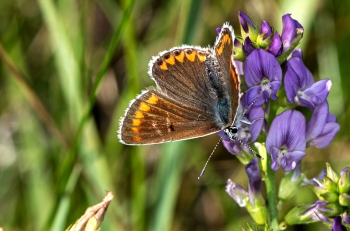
{"left": 265, "top": 157, "right": 279, "bottom": 231}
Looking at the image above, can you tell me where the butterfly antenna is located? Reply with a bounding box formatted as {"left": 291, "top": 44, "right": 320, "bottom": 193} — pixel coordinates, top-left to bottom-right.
{"left": 198, "top": 137, "right": 223, "bottom": 179}
{"left": 233, "top": 137, "right": 263, "bottom": 160}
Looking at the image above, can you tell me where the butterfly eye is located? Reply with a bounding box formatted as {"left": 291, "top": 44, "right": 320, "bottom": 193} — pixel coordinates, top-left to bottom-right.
{"left": 230, "top": 127, "right": 238, "bottom": 134}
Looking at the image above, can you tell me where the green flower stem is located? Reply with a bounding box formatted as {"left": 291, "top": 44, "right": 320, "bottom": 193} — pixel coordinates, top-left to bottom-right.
{"left": 264, "top": 156, "right": 279, "bottom": 230}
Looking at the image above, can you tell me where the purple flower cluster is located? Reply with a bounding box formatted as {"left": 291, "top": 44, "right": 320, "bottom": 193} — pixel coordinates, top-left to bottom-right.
{"left": 221, "top": 11, "right": 339, "bottom": 173}
{"left": 285, "top": 164, "right": 350, "bottom": 227}
{"left": 223, "top": 11, "right": 343, "bottom": 230}
{"left": 235, "top": 11, "right": 303, "bottom": 60}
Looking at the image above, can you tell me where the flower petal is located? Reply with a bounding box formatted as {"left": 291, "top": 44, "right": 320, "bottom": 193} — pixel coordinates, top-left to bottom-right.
{"left": 268, "top": 32, "right": 282, "bottom": 56}
{"left": 244, "top": 49, "right": 282, "bottom": 87}
{"left": 246, "top": 158, "right": 261, "bottom": 195}
{"left": 308, "top": 122, "right": 340, "bottom": 148}
{"left": 306, "top": 101, "right": 329, "bottom": 141}
{"left": 303, "top": 79, "right": 332, "bottom": 106}
{"left": 226, "top": 179, "right": 248, "bottom": 207}
{"left": 245, "top": 86, "right": 265, "bottom": 106}
{"left": 332, "top": 216, "right": 346, "bottom": 231}
{"left": 243, "top": 37, "right": 255, "bottom": 55}
{"left": 248, "top": 106, "right": 264, "bottom": 142}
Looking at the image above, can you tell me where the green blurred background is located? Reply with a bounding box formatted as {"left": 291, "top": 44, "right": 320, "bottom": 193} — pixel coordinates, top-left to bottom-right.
{"left": 0, "top": 0, "right": 349, "bottom": 230}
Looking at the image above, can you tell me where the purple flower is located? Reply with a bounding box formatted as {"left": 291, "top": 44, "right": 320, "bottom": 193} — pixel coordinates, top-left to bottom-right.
{"left": 245, "top": 158, "right": 261, "bottom": 204}
{"left": 266, "top": 110, "right": 306, "bottom": 171}
{"left": 216, "top": 27, "right": 221, "bottom": 35}
{"left": 332, "top": 216, "right": 346, "bottom": 231}
{"left": 220, "top": 97, "right": 264, "bottom": 155}
{"left": 244, "top": 49, "right": 282, "bottom": 106}
{"left": 281, "top": 14, "right": 304, "bottom": 54}
{"left": 268, "top": 32, "right": 282, "bottom": 56}
{"left": 306, "top": 101, "right": 340, "bottom": 148}
{"left": 226, "top": 179, "right": 248, "bottom": 207}
{"left": 284, "top": 50, "right": 332, "bottom": 110}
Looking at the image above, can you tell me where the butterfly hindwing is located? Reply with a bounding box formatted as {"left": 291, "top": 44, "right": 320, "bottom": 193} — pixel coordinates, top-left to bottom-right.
{"left": 118, "top": 89, "right": 222, "bottom": 144}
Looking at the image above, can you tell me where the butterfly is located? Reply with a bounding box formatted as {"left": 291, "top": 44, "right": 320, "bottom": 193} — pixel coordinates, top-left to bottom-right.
{"left": 118, "top": 23, "right": 247, "bottom": 146}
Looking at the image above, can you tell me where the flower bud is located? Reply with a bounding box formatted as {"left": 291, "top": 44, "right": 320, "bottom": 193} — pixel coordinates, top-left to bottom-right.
{"left": 256, "top": 21, "right": 273, "bottom": 49}
{"left": 320, "top": 191, "right": 339, "bottom": 203}
{"left": 343, "top": 211, "right": 350, "bottom": 229}
{"left": 238, "top": 11, "right": 259, "bottom": 41}
{"left": 280, "top": 14, "right": 304, "bottom": 54}
{"left": 233, "top": 39, "right": 245, "bottom": 61}
{"left": 326, "top": 162, "right": 340, "bottom": 183}
{"left": 338, "top": 193, "right": 350, "bottom": 207}
{"left": 268, "top": 32, "right": 282, "bottom": 56}
{"left": 323, "top": 202, "right": 344, "bottom": 217}
{"left": 324, "top": 176, "right": 337, "bottom": 192}
{"left": 338, "top": 167, "right": 350, "bottom": 194}
{"left": 285, "top": 201, "right": 331, "bottom": 225}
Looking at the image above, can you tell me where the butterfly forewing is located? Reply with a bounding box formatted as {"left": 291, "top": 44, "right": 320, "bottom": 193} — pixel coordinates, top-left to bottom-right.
{"left": 149, "top": 47, "right": 216, "bottom": 113}
{"left": 214, "top": 23, "right": 240, "bottom": 124}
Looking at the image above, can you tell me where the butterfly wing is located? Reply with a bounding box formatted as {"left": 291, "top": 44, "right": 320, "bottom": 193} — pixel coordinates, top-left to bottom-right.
{"left": 214, "top": 23, "right": 240, "bottom": 124}
{"left": 118, "top": 89, "right": 221, "bottom": 144}
{"left": 119, "top": 23, "right": 238, "bottom": 145}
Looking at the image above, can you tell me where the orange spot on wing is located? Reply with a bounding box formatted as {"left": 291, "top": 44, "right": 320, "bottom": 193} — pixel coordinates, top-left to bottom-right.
{"left": 224, "top": 34, "right": 232, "bottom": 44}
{"left": 174, "top": 51, "right": 185, "bottom": 63}
{"left": 186, "top": 51, "right": 196, "bottom": 62}
{"left": 231, "top": 67, "right": 239, "bottom": 90}
{"left": 159, "top": 61, "right": 168, "bottom": 70}
{"left": 216, "top": 44, "right": 224, "bottom": 55}
{"left": 146, "top": 94, "right": 159, "bottom": 105}
{"left": 132, "top": 119, "right": 141, "bottom": 126}
{"left": 165, "top": 55, "right": 175, "bottom": 65}
{"left": 139, "top": 102, "right": 150, "bottom": 112}
{"left": 134, "top": 111, "right": 144, "bottom": 119}
{"left": 216, "top": 34, "right": 232, "bottom": 55}
{"left": 131, "top": 127, "right": 139, "bottom": 133}
{"left": 197, "top": 53, "right": 206, "bottom": 62}
{"left": 133, "top": 136, "right": 142, "bottom": 142}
